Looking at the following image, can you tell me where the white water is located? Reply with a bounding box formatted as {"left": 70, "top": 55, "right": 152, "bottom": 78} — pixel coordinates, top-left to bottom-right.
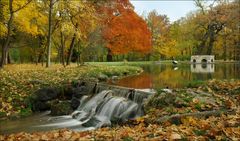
{"left": 71, "top": 90, "right": 144, "bottom": 128}
{"left": 0, "top": 87, "right": 150, "bottom": 134}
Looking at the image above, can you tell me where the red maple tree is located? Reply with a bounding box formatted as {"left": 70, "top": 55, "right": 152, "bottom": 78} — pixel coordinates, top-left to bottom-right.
{"left": 101, "top": 0, "right": 152, "bottom": 61}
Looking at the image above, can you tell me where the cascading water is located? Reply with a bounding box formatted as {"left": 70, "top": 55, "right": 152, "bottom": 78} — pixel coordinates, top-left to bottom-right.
{"left": 36, "top": 83, "right": 152, "bottom": 131}
{"left": 71, "top": 90, "right": 144, "bottom": 128}
{"left": 0, "top": 83, "right": 153, "bottom": 134}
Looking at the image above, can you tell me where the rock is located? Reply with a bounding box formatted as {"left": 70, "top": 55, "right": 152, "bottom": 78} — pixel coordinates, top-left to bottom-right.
{"left": 31, "top": 87, "right": 60, "bottom": 112}
{"left": 34, "top": 87, "right": 59, "bottom": 101}
{"left": 71, "top": 97, "right": 80, "bottom": 110}
{"left": 98, "top": 73, "right": 108, "bottom": 82}
{"left": 50, "top": 101, "right": 73, "bottom": 116}
{"left": 145, "top": 92, "right": 176, "bottom": 108}
{"left": 112, "top": 76, "right": 118, "bottom": 80}
{"left": 32, "top": 101, "right": 51, "bottom": 111}
{"left": 63, "top": 86, "right": 75, "bottom": 100}
{"left": 72, "top": 86, "right": 89, "bottom": 98}
{"left": 174, "top": 97, "right": 188, "bottom": 108}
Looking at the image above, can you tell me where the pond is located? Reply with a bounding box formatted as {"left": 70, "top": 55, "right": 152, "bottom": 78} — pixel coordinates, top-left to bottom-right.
{"left": 109, "top": 62, "right": 240, "bottom": 89}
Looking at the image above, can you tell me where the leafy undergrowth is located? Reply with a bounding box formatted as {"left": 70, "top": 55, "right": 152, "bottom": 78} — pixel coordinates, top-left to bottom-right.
{"left": 0, "top": 64, "right": 142, "bottom": 119}
{"left": 1, "top": 79, "right": 239, "bottom": 140}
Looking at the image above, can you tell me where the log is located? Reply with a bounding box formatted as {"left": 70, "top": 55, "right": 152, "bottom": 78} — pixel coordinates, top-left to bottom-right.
{"left": 156, "top": 109, "right": 236, "bottom": 123}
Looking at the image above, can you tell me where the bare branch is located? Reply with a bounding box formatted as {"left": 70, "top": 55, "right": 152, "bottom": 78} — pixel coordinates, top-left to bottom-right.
{"left": 194, "top": 0, "right": 205, "bottom": 15}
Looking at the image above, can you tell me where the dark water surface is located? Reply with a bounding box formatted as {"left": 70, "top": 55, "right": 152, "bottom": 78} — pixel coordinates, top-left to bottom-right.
{"left": 109, "top": 62, "right": 240, "bottom": 89}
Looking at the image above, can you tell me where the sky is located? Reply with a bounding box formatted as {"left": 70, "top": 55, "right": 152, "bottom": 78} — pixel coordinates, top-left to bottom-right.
{"left": 130, "top": 0, "right": 201, "bottom": 22}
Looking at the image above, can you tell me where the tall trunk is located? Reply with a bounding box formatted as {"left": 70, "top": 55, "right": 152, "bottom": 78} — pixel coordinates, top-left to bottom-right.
{"left": 196, "top": 31, "right": 209, "bottom": 55}
{"left": 66, "top": 33, "right": 76, "bottom": 65}
{"left": 60, "top": 31, "right": 65, "bottom": 66}
{"left": 76, "top": 41, "right": 81, "bottom": 66}
{"left": 7, "top": 50, "right": 11, "bottom": 64}
{"left": 223, "top": 36, "right": 227, "bottom": 61}
{"left": 107, "top": 49, "right": 112, "bottom": 62}
{"left": 37, "top": 36, "right": 45, "bottom": 64}
{"left": 46, "top": 0, "right": 53, "bottom": 67}
{"left": 0, "top": 0, "right": 13, "bottom": 68}
{"left": 206, "top": 26, "right": 215, "bottom": 55}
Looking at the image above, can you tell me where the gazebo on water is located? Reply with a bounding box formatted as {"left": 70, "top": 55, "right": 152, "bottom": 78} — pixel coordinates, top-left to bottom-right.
{"left": 191, "top": 55, "right": 215, "bottom": 63}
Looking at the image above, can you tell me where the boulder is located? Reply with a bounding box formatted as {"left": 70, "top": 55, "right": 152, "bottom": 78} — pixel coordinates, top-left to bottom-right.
{"left": 63, "top": 86, "right": 75, "bottom": 100}
{"left": 72, "top": 86, "right": 89, "bottom": 98}
{"left": 50, "top": 101, "right": 73, "bottom": 116}
{"left": 31, "top": 87, "right": 59, "bottom": 112}
{"left": 98, "top": 73, "right": 108, "bottom": 82}
{"left": 34, "top": 87, "right": 59, "bottom": 101}
{"left": 71, "top": 97, "right": 80, "bottom": 109}
{"left": 32, "top": 101, "right": 51, "bottom": 111}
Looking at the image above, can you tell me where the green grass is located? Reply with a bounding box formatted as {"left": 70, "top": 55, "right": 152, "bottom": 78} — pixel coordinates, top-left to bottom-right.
{"left": 86, "top": 61, "right": 154, "bottom": 66}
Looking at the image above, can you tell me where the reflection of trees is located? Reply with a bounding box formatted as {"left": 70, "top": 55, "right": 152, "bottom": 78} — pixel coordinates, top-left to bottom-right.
{"left": 114, "top": 64, "right": 240, "bottom": 89}
{"left": 213, "top": 64, "right": 240, "bottom": 79}
{"left": 115, "top": 72, "right": 153, "bottom": 89}
{"left": 152, "top": 66, "right": 192, "bottom": 88}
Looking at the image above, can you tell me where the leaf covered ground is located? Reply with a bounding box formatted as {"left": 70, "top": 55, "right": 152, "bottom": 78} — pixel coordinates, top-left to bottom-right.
{"left": 0, "top": 64, "right": 142, "bottom": 119}
{"left": 1, "top": 79, "right": 239, "bottom": 140}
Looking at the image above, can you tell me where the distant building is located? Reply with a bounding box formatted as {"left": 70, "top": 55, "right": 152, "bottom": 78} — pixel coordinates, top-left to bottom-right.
{"left": 191, "top": 55, "right": 214, "bottom": 63}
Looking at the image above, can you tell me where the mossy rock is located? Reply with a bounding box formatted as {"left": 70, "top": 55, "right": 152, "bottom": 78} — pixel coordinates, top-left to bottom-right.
{"left": 50, "top": 100, "right": 73, "bottom": 116}
{"left": 98, "top": 73, "right": 109, "bottom": 82}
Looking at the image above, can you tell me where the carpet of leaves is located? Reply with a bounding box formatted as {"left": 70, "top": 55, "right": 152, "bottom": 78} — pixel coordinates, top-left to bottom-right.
{"left": 0, "top": 64, "right": 141, "bottom": 119}
{"left": 0, "top": 79, "right": 239, "bottom": 140}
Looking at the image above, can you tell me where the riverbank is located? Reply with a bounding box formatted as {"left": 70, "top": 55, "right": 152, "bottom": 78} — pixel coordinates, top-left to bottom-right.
{"left": 0, "top": 64, "right": 142, "bottom": 120}
{"left": 1, "top": 79, "right": 239, "bottom": 140}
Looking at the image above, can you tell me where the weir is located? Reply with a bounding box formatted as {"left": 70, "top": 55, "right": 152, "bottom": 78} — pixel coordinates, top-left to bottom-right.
{"left": 37, "top": 82, "right": 154, "bottom": 131}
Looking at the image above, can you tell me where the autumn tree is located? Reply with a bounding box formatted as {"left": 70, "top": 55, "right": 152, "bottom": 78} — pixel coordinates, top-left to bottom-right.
{"left": 0, "top": 0, "right": 33, "bottom": 68}
{"left": 101, "top": 0, "right": 152, "bottom": 61}
{"left": 193, "top": 0, "right": 233, "bottom": 55}
{"left": 146, "top": 10, "right": 177, "bottom": 59}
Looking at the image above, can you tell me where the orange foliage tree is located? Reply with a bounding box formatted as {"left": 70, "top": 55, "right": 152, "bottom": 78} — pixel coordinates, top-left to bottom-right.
{"left": 101, "top": 0, "right": 152, "bottom": 61}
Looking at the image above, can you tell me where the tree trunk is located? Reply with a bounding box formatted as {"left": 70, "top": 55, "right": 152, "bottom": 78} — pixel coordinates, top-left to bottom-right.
{"left": 60, "top": 31, "right": 65, "bottom": 66}
{"left": 66, "top": 33, "right": 76, "bottom": 65}
{"left": 7, "top": 51, "right": 11, "bottom": 64}
{"left": 0, "top": 0, "right": 13, "bottom": 69}
{"left": 156, "top": 109, "right": 236, "bottom": 124}
{"left": 107, "top": 49, "right": 112, "bottom": 62}
{"left": 223, "top": 36, "right": 227, "bottom": 61}
{"left": 46, "top": 0, "right": 53, "bottom": 68}
{"left": 196, "top": 31, "right": 209, "bottom": 55}
{"left": 37, "top": 36, "right": 45, "bottom": 64}
{"left": 76, "top": 41, "right": 81, "bottom": 66}
{"left": 206, "top": 26, "right": 215, "bottom": 55}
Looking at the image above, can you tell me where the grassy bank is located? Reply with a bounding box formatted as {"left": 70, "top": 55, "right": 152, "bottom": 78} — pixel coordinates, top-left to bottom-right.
{"left": 0, "top": 64, "right": 142, "bottom": 119}
{"left": 86, "top": 61, "right": 154, "bottom": 66}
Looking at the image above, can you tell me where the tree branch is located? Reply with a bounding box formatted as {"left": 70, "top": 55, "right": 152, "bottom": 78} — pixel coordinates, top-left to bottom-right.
{"left": 13, "top": 0, "right": 33, "bottom": 13}
{"left": 156, "top": 109, "right": 236, "bottom": 124}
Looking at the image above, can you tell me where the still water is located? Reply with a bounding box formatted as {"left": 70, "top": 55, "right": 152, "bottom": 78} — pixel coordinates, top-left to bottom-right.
{"left": 110, "top": 62, "right": 240, "bottom": 89}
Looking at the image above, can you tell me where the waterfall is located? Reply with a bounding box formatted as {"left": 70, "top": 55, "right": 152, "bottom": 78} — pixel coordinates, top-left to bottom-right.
{"left": 71, "top": 90, "right": 144, "bottom": 128}
{"left": 37, "top": 82, "right": 153, "bottom": 131}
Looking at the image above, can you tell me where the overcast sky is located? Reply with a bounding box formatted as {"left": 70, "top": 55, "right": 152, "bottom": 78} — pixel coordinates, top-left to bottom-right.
{"left": 130, "top": 0, "right": 204, "bottom": 22}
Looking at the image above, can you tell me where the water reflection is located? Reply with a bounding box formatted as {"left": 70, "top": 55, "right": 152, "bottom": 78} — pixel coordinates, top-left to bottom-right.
{"left": 191, "top": 64, "right": 215, "bottom": 73}
{"left": 111, "top": 63, "right": 240, "bottom": 89}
